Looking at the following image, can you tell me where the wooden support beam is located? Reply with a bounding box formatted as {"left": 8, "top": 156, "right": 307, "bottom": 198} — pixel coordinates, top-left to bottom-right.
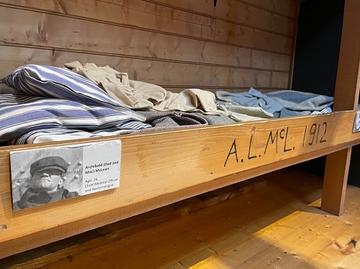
{"left": 322, "top": 0, "right": 360, "bottom": 215}
{"left": 322, "top": 148, "right": 352, "bottom": 215}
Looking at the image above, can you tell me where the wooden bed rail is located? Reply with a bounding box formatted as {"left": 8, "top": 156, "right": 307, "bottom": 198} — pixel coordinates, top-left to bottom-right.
{"left": 0, "top": 110, "right": 359, "bottom": 258}
{"left": 322, "top": 0, "right": 360, "bottom": 215}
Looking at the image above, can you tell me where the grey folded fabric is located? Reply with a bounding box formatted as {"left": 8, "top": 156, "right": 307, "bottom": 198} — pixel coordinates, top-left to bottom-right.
{"left": 138, "top": 111, "right": 209, "bottom": 128}
{"left": 13, "top": 127, "right": 137, "bottom": 144}
{"left": 217, "top": 102, "right": 272, "bottom": 121}
{"left": 0, "top": 82, "right": 15, "bottom": 94}
{"left": 193, "top": 113, "right": 236, "bottom": 125}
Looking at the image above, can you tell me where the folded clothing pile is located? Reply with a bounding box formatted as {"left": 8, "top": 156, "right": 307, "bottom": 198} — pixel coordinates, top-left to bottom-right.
{"left": 216, "top": 88, "right": 333, "bottom": 121}
{"left": 1, "top": 64, "right": 151, "bottom": 144}
{"left": 0, "top": 62, "right": 335, "bottom": 144}
{"left": 65, "top": 61, "right": 221, "bottom": 114}
{"left": 5, "top": 64, "right": 122, "bottom": 108}
{"left": 266, "top": 90, "right": 333, "bottom": 116}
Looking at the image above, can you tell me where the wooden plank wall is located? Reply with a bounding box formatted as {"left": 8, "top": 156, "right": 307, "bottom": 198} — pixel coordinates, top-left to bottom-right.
{"left": 0, "top": 0, "right": 298, "bottom": 92}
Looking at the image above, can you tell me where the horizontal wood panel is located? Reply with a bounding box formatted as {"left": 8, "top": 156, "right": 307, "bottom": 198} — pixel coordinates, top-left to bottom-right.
{"left": 0, "top": 2, "right": 293, "bottom": 55}
{"left": 1, "top": 0, "right": 296, "bottom": 37}
{"left": 0, "top": 5, "right": 292, "bottom": 71}
{"left": 251, "top": 50, "right": 290, "bottom": 71}
{"left": 147, "top": 0, "right": 296, "bottom": 35}
{"left": 0, "top": 7, "right": 245, "bottom": 67}
{"left": 0, "top": 0, "right": 210, "bottom": 39}
{"left": 0, "top": 111, "right": 359, "bottom": 257}
{"left": 271, "top": 72, "right": 289, "bottom": 88}
{"left": 0, "top": 1, "right": 295, "bottom": 90}
{"left": 240, "top": 0, "right": 298, "bottom": 18}
{"left": 0, "top": 46, "right": 274, "bottom": 88}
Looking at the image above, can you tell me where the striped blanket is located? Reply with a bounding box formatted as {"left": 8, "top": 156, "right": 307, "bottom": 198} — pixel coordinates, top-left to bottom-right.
{"left": 1, "top": 64, "right": 151, "bottom": 143}
{"left": 4, "top": 64, "right": 123, "bottom": 107}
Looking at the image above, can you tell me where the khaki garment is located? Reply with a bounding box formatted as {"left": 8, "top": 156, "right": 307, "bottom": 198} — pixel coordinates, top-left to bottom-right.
{"left": 153, "top": 88, "right": 219, "bottom": 114}
{"left": 65, "top": 61, "right": 166, "bottom": 108}
{"left": 65, "top": 61, "right": 221, "bottom": 114}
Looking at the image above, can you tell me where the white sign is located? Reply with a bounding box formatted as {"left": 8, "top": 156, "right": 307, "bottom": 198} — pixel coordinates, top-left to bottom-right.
{"left": 354, "top": 111, "right": 360, "bottom": 132}
{"left": 10, "top": 140, "right": 121, "bottom": 211}
{"left": 82, "top": 142, "right": 120, "bottom": 195}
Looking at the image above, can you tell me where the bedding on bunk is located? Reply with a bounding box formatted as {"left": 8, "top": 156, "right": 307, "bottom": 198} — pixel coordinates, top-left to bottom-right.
{"left": 14, "top": 111, "right": 237, "bottom": 144}
{"left": 3, "top": 64, "right": 123, "bottom": 108}
{"left": 64, "top": 61, "right": 167, "bottom": 109}
{"left": 0, "top": 63, "right": 336, "bottom": 144}
{"left": 0, "top": 93, "right": 150, "bottom": 143}
{"left": 138, "top": 111, "right": 209, "bottom": 128}
{"left": 216, "top": 88, "right": 282, "bottom": 118}
{"left": 13, "top": 126, "right": 143, "bottom": 144}
{"left": 137, "top": 111, "right": 235, "bottom": 128}
{"left": 266, "top": 90, "right": 333, "bottom": 116}
{"left": 216, "top": 88, "right": 333, "bottom": 120}
{"left": 217, "top": 103, "right": 272, "bottom": 122}
{"left": 65, "top": 61, "right": 221, "bottom": 114}
{"left": 0, "top": 65, "right": 153, "bottom": 144}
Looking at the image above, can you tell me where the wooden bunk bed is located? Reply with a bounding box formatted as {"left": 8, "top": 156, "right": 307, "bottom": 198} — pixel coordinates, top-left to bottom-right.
{"left": 0, "top": 0, "right": 359, "bottom": 258}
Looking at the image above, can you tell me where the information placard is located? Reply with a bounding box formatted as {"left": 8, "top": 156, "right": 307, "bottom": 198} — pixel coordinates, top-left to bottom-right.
{"left": 354, "top": 111, "right": 360, "bottom": 132}
{"left": 10, "top": 140, "right": 121, "bottom": 211}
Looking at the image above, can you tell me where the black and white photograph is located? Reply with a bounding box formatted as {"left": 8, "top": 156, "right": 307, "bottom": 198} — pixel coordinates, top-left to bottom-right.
{"left": 10, "top": 146, "right": 83, "bottom": 211}
{"left": 10, "top": 141, "right": 121, "bottom": 211}
{"left": 354, "top": 111, "right": 360, "bottom": 132}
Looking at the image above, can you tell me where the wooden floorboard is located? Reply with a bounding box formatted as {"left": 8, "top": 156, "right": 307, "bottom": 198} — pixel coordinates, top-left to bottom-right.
{"left": 2, "top": 168, "right": 360, "bottom": 268}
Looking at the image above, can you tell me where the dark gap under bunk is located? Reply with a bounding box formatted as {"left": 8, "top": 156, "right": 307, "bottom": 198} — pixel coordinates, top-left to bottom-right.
{"left": 291, "top": 0, "right": 360, "bottom": 181}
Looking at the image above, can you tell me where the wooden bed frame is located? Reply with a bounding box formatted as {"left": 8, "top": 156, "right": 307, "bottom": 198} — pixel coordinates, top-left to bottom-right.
{"left": 0, "top": 0, "right": 359, "bottom": 259}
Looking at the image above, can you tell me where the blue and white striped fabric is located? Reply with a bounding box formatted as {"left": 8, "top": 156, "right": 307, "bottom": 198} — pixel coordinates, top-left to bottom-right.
{"left": 3, "top": 64, "right": 123, "bottom": 108}
{"left": 311, "top": 106, "right": 333, "bottom": 115}
{"left": 0, "top": 64, "right": 153, "bottom": 143}
{"left": 13, "top": 126, "right": 142, "bottom": 144}
{"left": 0, "top": 94, "right": 151, "bottom": 143}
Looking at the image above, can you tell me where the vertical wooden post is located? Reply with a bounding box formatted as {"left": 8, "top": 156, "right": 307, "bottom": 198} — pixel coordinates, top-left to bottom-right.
{"left": 322, "top": 0, "right": 360, "bottom": 215}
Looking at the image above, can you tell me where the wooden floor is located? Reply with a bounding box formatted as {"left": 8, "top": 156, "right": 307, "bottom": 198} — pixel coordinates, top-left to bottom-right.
{"left": 2, "top": 168, "right": 360, "bottom": 269}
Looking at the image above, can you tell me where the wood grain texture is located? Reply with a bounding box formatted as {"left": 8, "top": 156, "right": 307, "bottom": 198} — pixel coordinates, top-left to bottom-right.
{"left": 251, "top": 50, "right": 290, "bottom": 71}
{"left": 0, "top": 44, "right": 290, "bottom": 89}
{"left": 0, "top": 0, "right": 296, "bottom": 37}
{"left": 142, "top": 0, "right": 296, "bottom": 36}
{"left": 322, "top": 0, "right": 360, "bottom": 215}
{"left": 4, "top": 169, "right": 360, "bottom": 269}
{"left": 332, "top": 0, "right": 360, "bottom": 111}
{"left": 0, "top": 7, "right": 254, "bottom": 66}
{"left": 184, "top": 185, "right": 360, "bottom": 269}
{"left": 0, "top": 178, "right": 269, "bottom": 268}
{"left": 271, "top": 71, "right": 289, "bottom": 88}
{"left": 0, "top": 111, "right": 359, "bottom": 258}
{"left": 322, "top": 148, "right": 352, "bottom": 215}
{"left": 0, "top": 0, "right": 297, "bottom": 90}
{"left": 240, "top": 0, "right": 299, "bottom": 18}
{"left": 0, "top": 2, "right": 292, "bottom": 55}
{"left": 0, "top": 6, "right": 258, "bottom": 68}
{"left": 0, "top": 46, "right": 274, "bottom": 88}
